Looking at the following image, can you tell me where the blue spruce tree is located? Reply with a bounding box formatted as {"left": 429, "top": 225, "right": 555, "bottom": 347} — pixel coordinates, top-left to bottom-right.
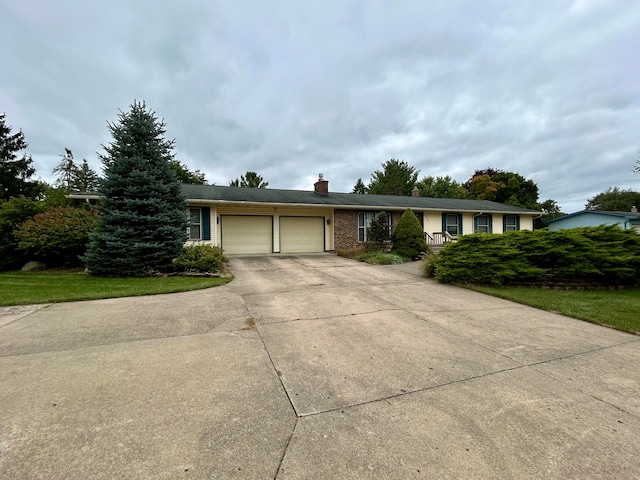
{"left": 84, "top": 101, "right": 188, "bottom": 276}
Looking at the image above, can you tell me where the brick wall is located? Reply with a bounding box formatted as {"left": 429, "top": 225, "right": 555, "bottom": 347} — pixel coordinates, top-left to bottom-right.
{"left": 334, "top": 209, "right": 359, "bottom": 250}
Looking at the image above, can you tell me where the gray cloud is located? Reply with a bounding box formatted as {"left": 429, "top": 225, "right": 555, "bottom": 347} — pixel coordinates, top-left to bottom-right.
{"left": 1, "top": 0, "right": 639, "bottom": 212}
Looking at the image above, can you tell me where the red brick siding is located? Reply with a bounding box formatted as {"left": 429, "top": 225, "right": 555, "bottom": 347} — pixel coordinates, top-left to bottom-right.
{"left": 334, "top": 209, "right": 359, "bottom": 250}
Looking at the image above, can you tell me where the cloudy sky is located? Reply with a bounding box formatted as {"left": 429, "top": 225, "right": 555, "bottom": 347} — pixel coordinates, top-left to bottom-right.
{"left": 1, "top": 0, "right": 639, "bottom": 212}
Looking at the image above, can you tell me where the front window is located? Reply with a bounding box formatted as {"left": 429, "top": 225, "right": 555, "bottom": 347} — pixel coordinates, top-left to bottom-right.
{"left": 445, "top": 214, "right": 460, "bottom": 235}
{"left": 504, "top": 215, "right": 519, "bottom": 231}
{"left": 189, "top": 208, "right": 201, "bottom": 240}
{"left": 475, "top": 214, "right": 492, "bottom": 233}
{"left": 358, "top": 211, "right": 391, "bottom": 243}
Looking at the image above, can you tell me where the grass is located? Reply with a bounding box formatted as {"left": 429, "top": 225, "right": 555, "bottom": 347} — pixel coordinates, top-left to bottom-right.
{"left": 471, "top": 285, "right": 640, "bottom": 334}
{"left": 0, "top": 270, "right": 232, "bottom": 306}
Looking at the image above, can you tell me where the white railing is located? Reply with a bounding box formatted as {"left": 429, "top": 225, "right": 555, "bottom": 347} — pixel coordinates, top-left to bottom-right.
{"left": 426, "top": 231, "right": 457, "bottom": 245}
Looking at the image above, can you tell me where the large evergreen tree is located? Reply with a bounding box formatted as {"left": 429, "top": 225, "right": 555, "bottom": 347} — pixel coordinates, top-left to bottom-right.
{"left": 0, "top": 113, "right": 41, "bottom": 200}
{"left": 84, "top": 101, "right": 188, "bottom": 276}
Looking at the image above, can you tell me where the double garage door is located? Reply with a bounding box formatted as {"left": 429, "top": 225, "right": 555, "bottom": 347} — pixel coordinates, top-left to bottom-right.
{"left": 221, "top": 216, "right": 325, "bottom": 254}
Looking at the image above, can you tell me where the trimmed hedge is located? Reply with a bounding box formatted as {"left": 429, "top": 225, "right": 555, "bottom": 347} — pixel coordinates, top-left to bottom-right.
{"left": 427, "top": 226, "right": 640, "bottom": 286}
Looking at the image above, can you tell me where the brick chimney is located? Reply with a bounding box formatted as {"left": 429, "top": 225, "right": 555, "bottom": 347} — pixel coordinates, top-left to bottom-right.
{"left": 314, "top": 173, "right": 329, "bottom": 196}
{"left": 411, "top": 186, "right": 420, "bottom": 197}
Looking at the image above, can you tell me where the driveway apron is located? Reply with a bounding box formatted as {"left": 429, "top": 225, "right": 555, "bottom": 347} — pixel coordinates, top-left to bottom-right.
{"left": 1, "top": 254, "right": 639, "bottom": 479}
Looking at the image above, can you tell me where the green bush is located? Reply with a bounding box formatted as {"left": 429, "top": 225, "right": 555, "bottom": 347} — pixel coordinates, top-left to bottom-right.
{"left": 356, "top": 251, "right": 406, "bottom": 265}
{"left": 0, "top": 196, "right": 47, "bottom": 271}
{"left": 14, "top": 206, "right": 98, "bottom": 266}
{"left": 391, "top": 209, "right": 428, "bottom": 259}
{"left": 366, "top": 211, "right": 391, "bottom": 251}
{"left": 173, "top": 244, "right": 225, "bottom": 273}
{"left": 430, "top": 226, "right": 640, "bottom": 286}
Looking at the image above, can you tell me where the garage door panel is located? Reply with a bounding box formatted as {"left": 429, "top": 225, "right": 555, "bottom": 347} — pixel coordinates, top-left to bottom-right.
{"left": 280, "top": 217, "right": 325, "bottom": 253}
{"left": 222, "top": 216, "right": 272, "bottom": 254}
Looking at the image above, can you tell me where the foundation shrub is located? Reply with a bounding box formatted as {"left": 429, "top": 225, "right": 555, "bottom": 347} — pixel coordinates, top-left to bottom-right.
{"left": 430, "top": 225, "right": 640, "bottom": 286}
{"left": 356, "top": 251, "right": 406, "bottom": 265}
{"left": 173, "top": 244, "right": 225, "bottom": 273}
{"left": 391, "top": 209, "right": 429, "bottom": 259}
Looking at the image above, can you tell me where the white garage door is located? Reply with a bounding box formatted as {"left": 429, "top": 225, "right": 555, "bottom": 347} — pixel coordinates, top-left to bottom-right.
{"left": 221, "top": 216, "right": 273, "bottom": 254}
{"left": 280, "top": 216, "right": 325, "bottom": 253}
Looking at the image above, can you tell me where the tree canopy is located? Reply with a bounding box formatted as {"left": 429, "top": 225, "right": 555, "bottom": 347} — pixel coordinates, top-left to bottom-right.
{"left": 0, "top": 113, "right": 42, "bottom": 200}
{"left": 464, "top": 168, "right": 539, "bottom": 209}
{"left": 367, "top": 159, "right": 419, "bottom": 196}
{"left": 352, "top": 178, "right": 366, "bottom": 194}
{"left": 52, "top": 148, "right": 100, "bottom": 192}
{"left": 169, "top": 160, "right": 207, "bottom": 185}
{"left": 415, "top": 175, "right": 466, "bottom": 198}
{"left": 586, "top": 187, "right": 640, "bottom": 212}
{"left": 230, "top": 171, "right": 268, "bottom": 188}
{"left": 84, "top": 101, "right": 188, "bottom": 276}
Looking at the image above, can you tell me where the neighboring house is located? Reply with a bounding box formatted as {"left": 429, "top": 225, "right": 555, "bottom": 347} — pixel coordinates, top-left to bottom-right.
{"left": 70, "top": 175, "right": 541, "bottom": 254}
{"left": 546, "top": 208, "right": 640, "bottom": 233}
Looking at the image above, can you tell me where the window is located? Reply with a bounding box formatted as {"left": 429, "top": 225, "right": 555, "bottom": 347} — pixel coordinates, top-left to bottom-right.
{"left": 443, "top": 213, "right": 462, "bottom": 236}
{"left": 358, "top": 211, "right": 391, "bottom": 243}
{"left": 189, "top": 208, "right": 201, "bottom": 240}
{"left": 474, "top": 214, "right": 492, "bottom": 233}
{"left": 503, "top": 215, "right": 520, "bottom": 231}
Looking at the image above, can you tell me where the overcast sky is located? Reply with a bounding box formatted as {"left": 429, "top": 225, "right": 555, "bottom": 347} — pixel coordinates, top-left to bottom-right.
{"left": 1, "top": 0, "right": 639, "bottom": 212}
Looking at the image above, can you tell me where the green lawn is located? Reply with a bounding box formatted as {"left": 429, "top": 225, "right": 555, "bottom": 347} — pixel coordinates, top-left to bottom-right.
{"left": 0, "top": 270, "right": 232, "bottom": 306}
{"left": 471, "top": 285, "right": 640, "bottom": 334}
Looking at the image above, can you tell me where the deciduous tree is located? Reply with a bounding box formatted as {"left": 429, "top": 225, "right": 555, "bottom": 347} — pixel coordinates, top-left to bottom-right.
{"left": 367, "top": 159, "right": 419, "bottom": 196}
{"left": 415, "top": 175, "right": 466, "bottom": 198}
{"left": 586, "top": 187, "right": 640, "bottom": 212}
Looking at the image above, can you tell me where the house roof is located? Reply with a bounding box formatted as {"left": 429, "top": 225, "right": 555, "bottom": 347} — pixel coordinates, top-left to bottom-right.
{"left": 68, "top": 184, "right": 540, "bottom": 214}
{"left": 179, "top": 184, "right": 539, "bottom": 214}
{"left": 546, "top": 209, "right": 640, "bottom": 223}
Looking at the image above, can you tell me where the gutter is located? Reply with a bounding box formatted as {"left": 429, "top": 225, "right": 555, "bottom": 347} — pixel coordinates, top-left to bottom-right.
{"left": 67, "top": 194, "right": 540, "bottom": 215}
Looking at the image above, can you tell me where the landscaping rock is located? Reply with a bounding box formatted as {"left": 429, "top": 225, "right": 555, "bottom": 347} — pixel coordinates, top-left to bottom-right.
{"left": 21, "top": 261, "right": 46, "bottom": 272}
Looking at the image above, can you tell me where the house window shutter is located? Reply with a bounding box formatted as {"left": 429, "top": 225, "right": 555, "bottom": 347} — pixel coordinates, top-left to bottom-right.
{"left": 488, "top": 214, "right": 493, "bottom": 233}
{"left": 473, "top": 215, "right": 478, "bottom": 232}
{"left": 202, "top": 208, "right": 211, "bottom": 240}
{"left": 442, "top": 213, "right": 446, "bottom": 232}
{"left": 516, "top": 215, "right": 520, "bottom": 231}
{"left": 503, "top": 215, "right": 507, "bottom": 232}
{"left": 458, "top": 214, "right": 463, "bottom": 235}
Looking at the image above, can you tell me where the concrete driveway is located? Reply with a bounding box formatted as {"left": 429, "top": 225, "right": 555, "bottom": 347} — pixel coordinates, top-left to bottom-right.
{"left": 1, "top": 254, "right": 639, "bottom": 479}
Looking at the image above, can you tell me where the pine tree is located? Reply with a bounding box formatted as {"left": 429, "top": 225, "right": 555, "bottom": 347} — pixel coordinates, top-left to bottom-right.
{"left": 366, "top": 211, "right": 390, "bottom": 250}
{"left": 73, "top": 159, "right": 100, "bottom": 192}
{"left": 352, "top": 178, "right": 366, "bottom": 194}
{"left": 229, "top": 171, "right": 268, "bottom": 188}
{"left": 53, "top": 148, "right": 77, "bottom": 190}
{"left": 83, "top": 101, "right": 188, "bottom": 276}
{"left": 0, "top": 113, "right": 41, "bottom": 200}
{"left": 391, "top": 209, "right": 428, "bottom": 259}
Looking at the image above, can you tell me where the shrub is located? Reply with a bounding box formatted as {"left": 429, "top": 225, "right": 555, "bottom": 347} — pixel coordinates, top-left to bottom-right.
{"left": 173, "top": 244, "right": 225, "bottom": 273}
{"left": 14, "top": 206, "right": 98, "bottom": 266}
{"left": 356, "top": 251, "right": 406, "bottom": 265}
{"left": 366, "top": 211, "right": 391, "bottom": 251}
{"left": 0, "top": 196, "right": 47, "bottom": 271}
{"left": 337, "top": 245, "right": 367, "bottom": 259}
{"left": 430, "top": 225, "right": 640, "bottom": 286}
{"left": 391, "top": 209, "right": 428, "bottom": 259}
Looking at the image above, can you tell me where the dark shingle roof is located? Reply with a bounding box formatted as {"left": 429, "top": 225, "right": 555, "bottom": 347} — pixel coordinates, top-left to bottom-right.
{"left": 181, "top": 184, "right": 540, "bottom": 214}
